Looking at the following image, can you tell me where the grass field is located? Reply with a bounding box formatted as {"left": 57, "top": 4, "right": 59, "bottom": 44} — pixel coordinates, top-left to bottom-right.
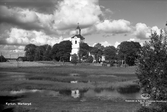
{"left": 0, "top": 61, "right": 141, "bottom": 112}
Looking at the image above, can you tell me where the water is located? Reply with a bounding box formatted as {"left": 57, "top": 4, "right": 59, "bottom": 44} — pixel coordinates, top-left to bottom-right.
{"left": 10, "top": 89, "right": 43, "bottom": 95}
{"left": 9, "top": 89, "right": 141, "bottom": 101}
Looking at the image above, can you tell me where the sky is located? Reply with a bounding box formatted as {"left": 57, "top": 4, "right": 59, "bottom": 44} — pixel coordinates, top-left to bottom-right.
{"left": 0, "top": 0, "right": 167, "bottom": 58}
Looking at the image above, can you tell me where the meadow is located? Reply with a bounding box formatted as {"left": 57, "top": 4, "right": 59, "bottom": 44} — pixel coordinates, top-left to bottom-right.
{"left": 0, "top": 61, "right": 141, "bottom": 112}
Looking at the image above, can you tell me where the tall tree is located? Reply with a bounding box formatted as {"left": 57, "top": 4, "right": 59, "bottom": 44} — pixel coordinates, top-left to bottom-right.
{"left": 89, "top": 43, "right": 104, "bottom": 62}
{"left": 104, "top": 46, "right": 116, "bottom": 61}
{"left": 136, "top": 32, "right": 167, "bottom": 111}
{"left": 51, "top": 43, "right": 59, "bottom": 61}
{"left": 34, "top": 45, "right": 49, "bottom": 61}
{"left": 79, "top": 42, "right": 90, "bottom": 60}
{"left": 43, "top": 45, "right": 52, "bottom": 61}
{"left": 117, "top": 41, "right": 141, "bottom": 66}
{"left": 51, "top": 41, "right": 72, "bottom": 62}
{"left": 94, "top": 43, "right": 104, "bottom": 51}
{"left": 24, "top": 44, "right": 36, "bottom": 61}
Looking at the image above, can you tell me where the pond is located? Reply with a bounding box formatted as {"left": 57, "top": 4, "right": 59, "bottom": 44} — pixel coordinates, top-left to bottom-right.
{"left": 8, "top": 88, "right": 141, "bottom": 101}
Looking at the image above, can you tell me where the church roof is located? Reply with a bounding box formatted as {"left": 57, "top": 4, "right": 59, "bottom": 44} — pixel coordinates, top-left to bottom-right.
{"left": 71, "top": 34, "right": 85, "bottom": 40}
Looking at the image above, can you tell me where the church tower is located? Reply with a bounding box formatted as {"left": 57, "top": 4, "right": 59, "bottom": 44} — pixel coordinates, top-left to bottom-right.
{"left": 70, "top": 23, "right": 85, "bottom": 61}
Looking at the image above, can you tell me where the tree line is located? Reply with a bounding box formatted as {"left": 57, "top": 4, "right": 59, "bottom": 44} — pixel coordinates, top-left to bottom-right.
{"left": 24, "top": 40, "right": 141, "bottom": 66}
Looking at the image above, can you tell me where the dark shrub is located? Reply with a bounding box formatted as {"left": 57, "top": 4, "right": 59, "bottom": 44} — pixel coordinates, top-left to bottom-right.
{"left": 71, "top": 54, "right": 78, "bottom": 65}
{"left": 86, "top": 56, "right": 93, "bottom": 63}
{"left": 117, "top": 84, "right": 140, "bottom": 94}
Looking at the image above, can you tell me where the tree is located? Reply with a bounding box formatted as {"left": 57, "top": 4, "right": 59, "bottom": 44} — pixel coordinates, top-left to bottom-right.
{"left": 43, "top": 45, "right": 52, "bottom": 61}
{"left": 136, "top": 32, "right": 167, "bottom": 102}
{"left": 80, "top": 42, "right": 90, "bottom": 51}
{"left": 94, "top": 43, "right": 104, "bottom": 51}
{"left": 34, "top": 47, "right": 41, "bottom": 61}
{"left": 24, "top": 44, "right": 36, "bottom": 61}
{"left": 90, "top": 43, "right": 104, "bottom": 63}
{"left": 51, "top": 41, "right": 72, "bottom": 62}
{"left": 71, "top": 54, "right": 78, "bottom": 65}
{"left": 34, "top": 45, "right": 49, "bottom": 61}
{"left": 86, "top": 56, "right": 93, "bottom": 63}
{"left": 104, "top": 46, "right": 116, "bottom": 61}
{"left": 118, "top": 41, "right": 141, "bottom": 66}
{"left": 79, "top": 42, "right": 90, "bottom": 61}
{"left": 51, "top": 43, "right": 59, "bottom": 61}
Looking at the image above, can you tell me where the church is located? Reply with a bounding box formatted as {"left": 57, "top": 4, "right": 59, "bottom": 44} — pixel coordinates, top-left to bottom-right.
{"left": 69, "top": 23, "right": 105, "bottom": 62}
{"left": 70, "top": 23, "right": 85, "bottom": 61}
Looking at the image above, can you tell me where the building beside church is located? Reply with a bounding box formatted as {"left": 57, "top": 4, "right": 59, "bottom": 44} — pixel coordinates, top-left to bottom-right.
{"left": 70, "top": 24, "right": 85, "bottom": 61}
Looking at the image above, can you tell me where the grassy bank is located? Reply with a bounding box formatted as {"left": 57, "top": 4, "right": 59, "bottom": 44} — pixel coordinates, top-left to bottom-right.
{"left": 0, "top": 62, "right": 140, "bottom": 112}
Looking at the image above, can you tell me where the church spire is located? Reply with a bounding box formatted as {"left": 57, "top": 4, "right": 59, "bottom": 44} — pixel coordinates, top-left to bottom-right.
{"left": 76, "top": 23, "right": 81, "bottom": 35}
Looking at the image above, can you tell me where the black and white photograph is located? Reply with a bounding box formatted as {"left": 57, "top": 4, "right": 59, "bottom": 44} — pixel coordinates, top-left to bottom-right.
{"left": 0, "top": 0, "right": 167, "bottom": 111}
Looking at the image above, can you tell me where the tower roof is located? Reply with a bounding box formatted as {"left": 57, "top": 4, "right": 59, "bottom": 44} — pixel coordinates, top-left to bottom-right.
{"left": 71, "top": 34, "right": 85, "bottom": 40}
{"left": 76, "top": 23, "right": 81, "bottom": 30}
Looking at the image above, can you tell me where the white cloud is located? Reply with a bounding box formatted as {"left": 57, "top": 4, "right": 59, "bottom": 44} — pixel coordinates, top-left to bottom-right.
{"left": 0, "top": 0, "right": 104, "bottom": 35}
{"left": 53, "top": 0, "right": 102, "bottom": 30}
{"left": 134, "top": 23, "right": 162, "bottom": 40}
{"left": 6, "top": 28, "right": 60, "bottom": 46}
{"left": 70, "top": 25, "right": 97, "bottom": 36}
{"left": 0, "top": 5, "right": 55, "bottom": 35}
{"left": 139, "top": 42, "right": 144, "bottom": 46}
{"left": 96, "top": 19, "right": 132, "bottom": 34}
{"left": 151, "top": 26, "right": 161, "bottom": 35}
{"left": 0, "top": 45, "right": 25, "bottom": 58}
{"left": 127, "top": 38, "right": 136, "bottom": 42}
{"left": 134, "top": 23, "right": 151, "bottom": 39}
{"left": 100, "top": 41, "right": 111, "bottom": 47}
{"left": 114, "top": 41, "right": 120, "bottom": 48}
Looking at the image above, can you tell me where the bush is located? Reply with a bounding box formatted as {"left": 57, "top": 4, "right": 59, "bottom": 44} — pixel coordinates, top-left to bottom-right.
{"left": 117, "top": 84, "right": 140, "bottom": 94}
{"left": 86, "top": 56, "right": 93, "bottom": 63}
{"left": 136, "top": 32, "right": 167, "bottom": 100}
{"left": 71, "top": 54, "right": 78, "bottom": 65}
{"left": 109, "top": 60, "right": 115, "bottom": 66}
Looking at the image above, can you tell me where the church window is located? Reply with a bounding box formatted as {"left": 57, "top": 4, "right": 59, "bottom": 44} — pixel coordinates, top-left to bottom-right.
{"left": 75, "top": 40, "right": 77, "bottom": 44}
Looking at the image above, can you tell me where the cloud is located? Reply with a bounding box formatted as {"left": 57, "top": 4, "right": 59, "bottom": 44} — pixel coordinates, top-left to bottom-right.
{"left": 96, "top": 19, "right": 132, "bottom": 34}
{"left": 52, "top": 0, "right": 102, "bottom": 30}
{"left": 100, "top": 41, "right": 111, "bottom": 47}
{"left": 0, "top": 0, "right": 57, "bottom": 14}
{"left": 6, "top": 28, "right": 61, "bottom": 46}
{"left": 151, "top": 26, "right": 161, "bottom": 35}
{"left": 0, "top": 45, "right": 25, "bottom": 58}
{"left": 0, "top": 0, "right": 104, "bottom": 35}
{"left": 70, "top": 25, "right": 97, "bottom": 36}
{"left": 114, "top": 41, "right": 120, "bottom": 48}
{"left": 127, "top": 38, "right": 136, "bottom": 42}
{"left": 0, "top": 5, "right": 55, "bottom": 35}
{"left": 134, "top": 23, "right": 151, "bottom": 39}
{"left": 134, "top": 23, "right": 162, "bottom": 40}
{"left": 0, "top": 6, "right": 40, "bottom": 29}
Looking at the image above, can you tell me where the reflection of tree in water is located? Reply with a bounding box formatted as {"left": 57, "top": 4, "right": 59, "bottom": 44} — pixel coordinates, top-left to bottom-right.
{"left": 0, "top": 95, "right": 22, "bottom": 112}
{"left": 59, "top": 90, "right": 71, "bottom": 96}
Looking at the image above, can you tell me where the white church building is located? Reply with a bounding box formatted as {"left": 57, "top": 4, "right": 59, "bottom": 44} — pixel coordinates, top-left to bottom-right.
{"left": 70, "top": 23, "right": 85, "bottom": 61}
{"left": 61, "top": 23, "right": 105, "bottom": 62}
